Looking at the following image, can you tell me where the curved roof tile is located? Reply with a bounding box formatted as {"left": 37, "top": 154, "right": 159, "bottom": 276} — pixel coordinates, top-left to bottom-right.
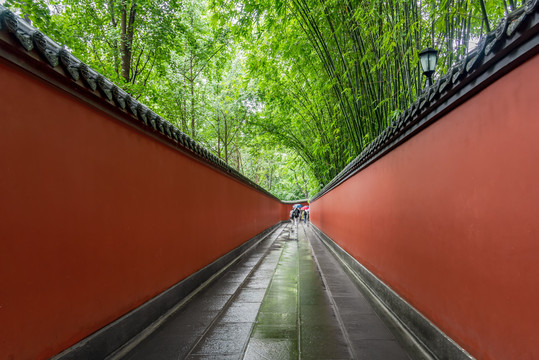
{"left": 1, "top": 3, "right": 537, "bottom": 202}
{"left": 0, "top": 5, "right": 276, "bottom": 199}
{"left": 312, "top": 2, "right": 538, "bottom": 201}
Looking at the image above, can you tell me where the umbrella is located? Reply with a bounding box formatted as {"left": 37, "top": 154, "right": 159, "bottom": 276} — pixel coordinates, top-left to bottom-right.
{"left": 301, "top": 206, "right": 309, "bottom": 210}
{"left": 293, "top": 204, "right": 302, "bottom": 209}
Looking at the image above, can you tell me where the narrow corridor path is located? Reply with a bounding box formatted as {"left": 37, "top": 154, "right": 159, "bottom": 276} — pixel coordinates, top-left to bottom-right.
{"left": 114, "top": 223, "right": 409, "bottom": 360}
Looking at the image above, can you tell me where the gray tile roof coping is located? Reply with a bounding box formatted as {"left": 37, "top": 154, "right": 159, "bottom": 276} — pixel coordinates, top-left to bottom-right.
{"left": 0, "top": 4, "right": 278, "bottom": 200}
{"left": 311, "top": 1, "right": 538, "bottom": 201}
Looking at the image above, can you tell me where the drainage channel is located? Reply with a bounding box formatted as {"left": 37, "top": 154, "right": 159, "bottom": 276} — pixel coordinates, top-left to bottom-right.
{"left": 304, "top": 224, "right": 411, "bottom": 360}
{"left": 117, "top": 222, "right": 362, "bottom": 360}
{"left": 242, "top": 222, "right": 353, "bottom": 359}
{"left": 116, "top": 223, "right": 287, "bottom": 360}
{"left": 243, "top": 223, "right": 300, "bottom": 359}
{"left": 182, "top": 225, "right": 292, "bottom": 359}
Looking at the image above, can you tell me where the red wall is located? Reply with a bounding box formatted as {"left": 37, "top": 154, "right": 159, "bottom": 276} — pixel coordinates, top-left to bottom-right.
{"left": 311, "top": 54, "right": 539, "bottom": 359}
{"left": 0, "top": 60, "right": 288, "bottom": 359}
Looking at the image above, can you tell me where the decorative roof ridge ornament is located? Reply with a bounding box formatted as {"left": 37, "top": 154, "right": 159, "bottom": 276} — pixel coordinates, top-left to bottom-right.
{"left": 2, "top": 9, "right": 34, "bottom": 51}
{"left": 111, "top": 85, "right": 127, "bottom": 109}
{"left": 451, "top": 59, "right": 467, "bottom": 84}
{"left": 32, "top": 31, "right": 59, "bottom": 67}
{"left": 485, "top": 16, "right": 509, "bottom": 55}
{"left": 428, "top": 77, "right": 442, "bottom": 102}
{"left": 124, "top": 94, "right": 138, "bottom": 117}
{"left": 79, "top": 63, "right": 98, "bottom": 91}
{"left": 0, "top": 5, "right": 9, "bottom": 30}
{"left": 137, "top": 103, "right": 149, "bottom": 124}
{"left": 466, "top": 36, "right": 488, "bottom": 73}
{"left": 507, "top": 7, "right": 527, "bottom": 37}
{"left": 97, "top": 75, "right": 114, "bottom": 101}
{"left": 58, "top": 48, "right": 80, "bottom": 81}
{"left": 526, "top": 0, "right": 539, "bottom": 13}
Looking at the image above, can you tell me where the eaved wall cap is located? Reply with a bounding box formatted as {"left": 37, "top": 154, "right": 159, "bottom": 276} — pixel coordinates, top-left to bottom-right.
{"left": 312, "top": 0, "right": 538, "bottom": 201}
{"left": 0, "top": 4, "right": 278, "bottom": 200}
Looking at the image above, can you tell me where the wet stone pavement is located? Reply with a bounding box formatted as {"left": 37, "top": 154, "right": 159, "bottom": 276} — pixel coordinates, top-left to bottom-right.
{"left": 116, "top": 223, "right": 410, "bottom": 360}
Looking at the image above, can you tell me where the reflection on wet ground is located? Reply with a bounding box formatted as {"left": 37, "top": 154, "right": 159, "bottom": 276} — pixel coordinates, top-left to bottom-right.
{"left": 117, "top": 223, "right": 409, "bottom": 360}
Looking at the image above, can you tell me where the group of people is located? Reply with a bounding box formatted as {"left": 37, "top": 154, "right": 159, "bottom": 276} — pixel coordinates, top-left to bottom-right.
{"left": 290, "top": 205, "right": 309, "bottom": 224}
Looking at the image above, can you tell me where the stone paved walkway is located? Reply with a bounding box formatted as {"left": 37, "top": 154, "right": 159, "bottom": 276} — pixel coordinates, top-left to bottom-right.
{"left": 114, "top": 222, "right": 409, "bottom": 360}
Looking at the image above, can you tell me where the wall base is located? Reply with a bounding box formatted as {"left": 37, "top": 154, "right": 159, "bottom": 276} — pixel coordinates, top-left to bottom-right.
{"left": 50, "top": 222, "right": 284, "bottom": 360}
{"left": 310, "top": 224, "right": 474, "bottom": 360}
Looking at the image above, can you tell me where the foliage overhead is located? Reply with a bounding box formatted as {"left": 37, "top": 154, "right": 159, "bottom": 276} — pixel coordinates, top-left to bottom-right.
{"left": 3, "top": 0, "right": 516, "bottom": 199}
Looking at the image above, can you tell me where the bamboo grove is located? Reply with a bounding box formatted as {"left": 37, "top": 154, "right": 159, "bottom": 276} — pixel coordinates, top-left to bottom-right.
{"left": 3, "top": 0, "right": 520, "bottom": 198}
{"left": 215, "top": 0, "right": 512, "bottom": 187}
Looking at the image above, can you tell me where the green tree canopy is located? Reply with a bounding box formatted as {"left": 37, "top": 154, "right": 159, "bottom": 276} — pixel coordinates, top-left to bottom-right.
{"left": 3, "top": 0, "right": 517, "bottom": 199}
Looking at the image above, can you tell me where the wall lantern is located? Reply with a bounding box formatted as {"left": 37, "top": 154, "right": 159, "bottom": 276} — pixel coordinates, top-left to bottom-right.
{"left": 419, "top": 47, "right": 438, "bottom": 87}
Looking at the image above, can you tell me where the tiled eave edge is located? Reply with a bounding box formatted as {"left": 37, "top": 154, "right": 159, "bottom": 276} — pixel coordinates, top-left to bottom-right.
{"left": 312, "top": 2, "right": 539, "bottom": 202}
{"left": 0, "top": 5, "right": 279, "bottom": 202}
{"left": 282, "top": 198, "right": 309, "bottom": 204}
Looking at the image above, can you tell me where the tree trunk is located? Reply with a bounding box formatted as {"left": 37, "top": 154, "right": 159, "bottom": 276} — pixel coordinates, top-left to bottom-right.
{"left": 189, "top": 50, "right": 195, "bottom": 138}
{"left": 224, "top": 113, "right": 228, "bottom": 164}
{"left": 301, "top": 173, "right": 309, "bottom": 198}
{"left": 181, "top": 94, "right": 188, "bottom": 132}
{"left": 120, "top": 0, "right": 136, "bottom": 83}
{"left": 479, "top": 0, "right": 490, "bottom": 32}
{"left": 294, "top": 173, "right": 306, "bottom": 197}
{"left": 216, "top": 114, "right": 221, "bottom": 158}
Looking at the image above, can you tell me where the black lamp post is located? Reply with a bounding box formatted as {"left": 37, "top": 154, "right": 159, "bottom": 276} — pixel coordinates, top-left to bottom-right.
{"left": 419, "top": 47, "right": 438, "bottom": 87}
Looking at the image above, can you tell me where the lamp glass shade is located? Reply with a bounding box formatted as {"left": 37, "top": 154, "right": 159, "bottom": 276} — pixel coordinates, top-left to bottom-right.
{"left": 419, "top": 47, "right": 438, "bottom": 75}
{"left": 420, "top": 56, "right": 430, "bottom": 73}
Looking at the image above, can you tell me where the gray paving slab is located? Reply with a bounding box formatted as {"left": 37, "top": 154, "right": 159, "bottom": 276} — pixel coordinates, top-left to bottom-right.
{"left": 296, "top": 225, "right": 352, "bottom": 360}
{"left": 220, "top": 302, "right": 261, "bottom": 323}
{"left": 354, "top": 340, "right": 410, "bottom": 360}
{"left": 118, "top": 225, "right": 285, "bottom": 360}
{"left": 235, "top": 288, "right": 267, "bottom": 303}
{"left": 185, "top": 227, "right": 290, "bottom": 359}
{"left": 118, "top": 222, "right": 411, "bottom": 360}
{"left": 189, "top": 322, "right": 252, "bottom": 355}
{"left": 302, "top": 223, "right": 410, "bottom": 360}
{"left": 244, "top": 338, "right": 298, "bottom": 360}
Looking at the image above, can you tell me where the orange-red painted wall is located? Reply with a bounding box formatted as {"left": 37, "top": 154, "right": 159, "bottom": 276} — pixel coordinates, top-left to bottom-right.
{"left": 311, "top": 54, "right": 539, "bottom": 359}
{"left": 0, "top": 60, "right": 288, "bottom": 359}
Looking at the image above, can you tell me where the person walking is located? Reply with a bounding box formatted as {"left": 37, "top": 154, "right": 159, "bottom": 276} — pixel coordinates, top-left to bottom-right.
{"left": 292, "top": 207, "right": 300, "bottom": 225}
